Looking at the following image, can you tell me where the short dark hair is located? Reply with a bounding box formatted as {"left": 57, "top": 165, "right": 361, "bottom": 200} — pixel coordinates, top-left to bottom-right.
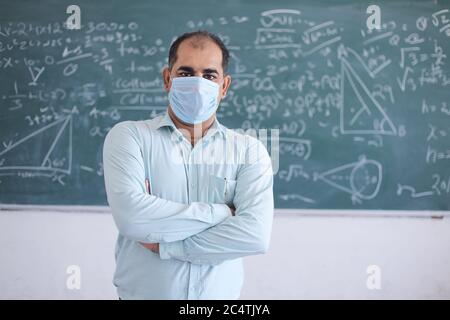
{"left": 168, "top": 30, "right": 230, "bottom": 74}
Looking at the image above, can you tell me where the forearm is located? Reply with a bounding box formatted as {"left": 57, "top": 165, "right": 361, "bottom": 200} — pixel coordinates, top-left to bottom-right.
{"left": 107, "top": 191, "right": 231, "bottom": 243}
{"left": 159, "top": 204, "right": 273, "bottom": 265}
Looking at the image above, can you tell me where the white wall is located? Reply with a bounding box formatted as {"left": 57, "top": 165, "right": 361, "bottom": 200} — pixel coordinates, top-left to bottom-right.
{"left": 0, "top": 209, "right": 449, "bottom": 299}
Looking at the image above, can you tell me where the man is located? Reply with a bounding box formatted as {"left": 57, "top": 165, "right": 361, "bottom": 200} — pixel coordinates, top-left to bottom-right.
{"left": 103, "top": 30, "right": 274, "bottom": 299}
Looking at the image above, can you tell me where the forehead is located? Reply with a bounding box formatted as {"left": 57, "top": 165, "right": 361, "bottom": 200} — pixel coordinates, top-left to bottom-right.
{"left": 174, "top": 38, "right": 223, "bottom": 71}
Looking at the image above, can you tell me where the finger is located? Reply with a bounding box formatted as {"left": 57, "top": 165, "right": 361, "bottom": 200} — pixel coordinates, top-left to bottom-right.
{"left": 145, "top": 179, "right": 150, "bottom": 194}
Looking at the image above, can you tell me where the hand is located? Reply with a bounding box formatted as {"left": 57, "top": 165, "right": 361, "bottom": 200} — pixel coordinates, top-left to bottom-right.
{"left": 140, "top": 242, "right": 159, "bottom": 253}
{"left": 228, "top": 204, "right": 236, "bottom": 216}
{"left": 145, "top": 178, "right": 151, "bottom": 194}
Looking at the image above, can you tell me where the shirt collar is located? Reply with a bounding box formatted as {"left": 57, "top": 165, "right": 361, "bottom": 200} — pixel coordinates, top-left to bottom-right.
{"left": 156, "top": 110, "right": 226, "bottom": 140}
{"left": 155, "top": 110, "right": 177, "bottom": 130}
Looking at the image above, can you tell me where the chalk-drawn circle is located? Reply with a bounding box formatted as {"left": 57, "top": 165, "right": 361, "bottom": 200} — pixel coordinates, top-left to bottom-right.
{"left": 349, "top": 159, "right": 382, "bottom": 200}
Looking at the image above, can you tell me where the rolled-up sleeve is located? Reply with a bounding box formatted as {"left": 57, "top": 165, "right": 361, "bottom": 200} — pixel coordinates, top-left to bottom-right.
{"left": 159, "top": 139, "right": 274, "bottom": 265}
{"left": 103, "top": 122, "right": 230, "bottom": 243}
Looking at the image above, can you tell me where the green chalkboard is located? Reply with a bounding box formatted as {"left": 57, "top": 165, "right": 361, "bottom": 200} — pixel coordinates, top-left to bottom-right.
{"left": 0, "top": 0, "right": 449, "bottom": 210}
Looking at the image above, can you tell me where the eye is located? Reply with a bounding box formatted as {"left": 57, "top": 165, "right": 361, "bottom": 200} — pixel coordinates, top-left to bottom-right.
{"left": 203, "top": 74, "right": 217, "bottom": 80}
{"left": 179, "top": 72, "right": 192, "bottom": 77}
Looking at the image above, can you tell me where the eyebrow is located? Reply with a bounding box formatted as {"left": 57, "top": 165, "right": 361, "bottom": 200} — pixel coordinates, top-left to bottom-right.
{"left": 203, "top": 68, "right": 218, "bottom": 75}
{"left": 177, "top": 66, "right": 219, "bottom": 75}
{"left": 177, "top": 66, "right": 195, "bottom": 73}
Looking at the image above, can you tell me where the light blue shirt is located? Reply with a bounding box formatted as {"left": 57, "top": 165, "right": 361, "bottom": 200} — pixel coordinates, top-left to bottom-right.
{"left": 103, "top": 111, "right": 274, "bottom": 299}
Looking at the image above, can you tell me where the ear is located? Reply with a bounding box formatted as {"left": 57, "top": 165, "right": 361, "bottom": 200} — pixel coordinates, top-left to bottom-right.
{"left": 220, "top": 74, "right": 232, "bottom": 99}
{"left": 162, "top": 67, "right": 171, "bottom": 93}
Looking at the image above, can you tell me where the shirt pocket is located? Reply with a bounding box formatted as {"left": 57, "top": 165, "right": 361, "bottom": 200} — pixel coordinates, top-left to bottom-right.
{"left": 208, "top": 174, "right": 237, "bottom": 206}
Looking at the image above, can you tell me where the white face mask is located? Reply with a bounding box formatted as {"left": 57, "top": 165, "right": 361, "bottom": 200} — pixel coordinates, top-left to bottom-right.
{"left": 168, "top": 76, "right": 220, "bottom": 125}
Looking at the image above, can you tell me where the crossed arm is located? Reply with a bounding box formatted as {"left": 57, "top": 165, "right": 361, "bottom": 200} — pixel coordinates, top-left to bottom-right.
{"left": 103, "top": 122, "right": 274, "bottom": 266}
{"left": 140, "top": 203, "right": 235, "bottom": 255}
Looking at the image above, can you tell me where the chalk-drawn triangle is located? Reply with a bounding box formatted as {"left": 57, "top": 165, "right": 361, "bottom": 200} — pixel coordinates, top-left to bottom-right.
{"left": 40, "top": 116, "right": 72, "bottom": 174}
{"left": 340, "top": 58, "right": 397, "bottom": 135}
{"left": 0, "top": 116, "right": 72, "bottom": 174}
{"left": 314, "top": 161, "right": 356, "bottom": 195}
